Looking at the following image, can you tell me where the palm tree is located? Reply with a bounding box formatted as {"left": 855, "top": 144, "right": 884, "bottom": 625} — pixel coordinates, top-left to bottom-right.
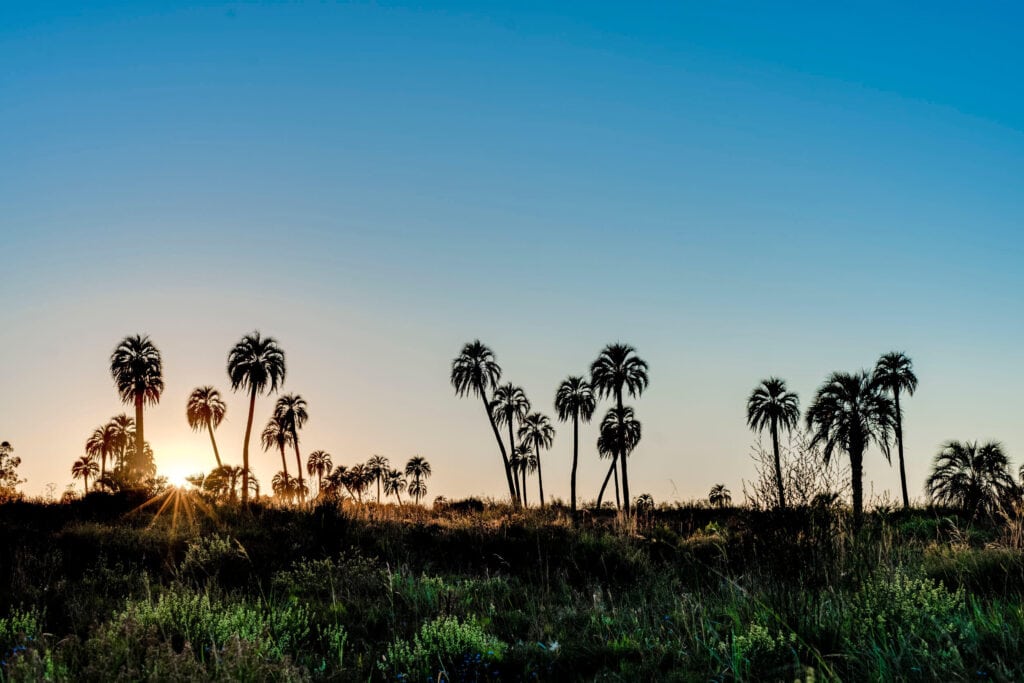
{"left": 323, "top": 466, "right": 348, "bottom": 501}
{"left": 405, "top": 456, "right": 432, "bottom": 506}
{"left": 186, "top": 386, "right": 228, "bottom": 468}
{"left": 746, "top": 378, "right": 800, "bottom": 510}
{"left": 518, "top": 413, "right": 555, "bottom": 507}
{"left": 366, "top": 455, "right": 390, "bottom": 503}
{"left": 510, "top": 445, "right": 532, "bottom": 507}
{"left": 927, "top": 441, "right": 1015, "bottom": 518}
{"left": 108, "top": 414, "right": 135, "bottom": 472}
{"left": 805, "top": 370, "right": 895, "bottom": 526}
{"left": 85, "top": 423, "right": 118, "bottom": 483}
{"left": 261, "top": 414, "right": 292, "bottom": 477}
{"left": 307, "top": 450, "right": 332, "bottom": 496}
{"left": 272, "top": 471, "right": 297, "bottom": 503}
{"left": 71, "top": 456, "right": 98, "bottom": 495}
{"left": 110, "top": 335, "right": 164, "bottom": 476}
{"left": 634, "top": 493, "right": 655, "bottom": 513}
{"left": 554, "top": 376, "right": 596, "bottom": 516}
{"left": 596, "top": 406, "right": 642, "bottom": 509}
{"left": 451, "top": 341, "right": 517, "bottom": 503}
{"left": 873, "top": 352, "right": 919, "bottom": 509}
{"left": 348, "top": 463, "right": 370, "bottom": 504}
{"left": 384, "top": 468, "right": 407, "bottom": 504}
{"left": 590, "top": 344, "right": 648, "bottom": 514}
{"left": 490, "top": 384, "right": 531, "bottom": 505}
{"left": 228, "top": 332, "right": 286, "bottom": 504}
{"left": 274, "top": 394, "right": 309, "bottom": 499}
{"left": 708, "top": 483, "right": 732, "bottom": 508}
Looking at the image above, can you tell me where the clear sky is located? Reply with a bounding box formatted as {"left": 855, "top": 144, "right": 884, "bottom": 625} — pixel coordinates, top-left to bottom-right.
{"left": 2, "top": 2, "right": 1022, "bottom": 503}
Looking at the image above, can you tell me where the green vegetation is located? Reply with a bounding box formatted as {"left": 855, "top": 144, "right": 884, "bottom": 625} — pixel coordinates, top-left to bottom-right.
{"left": 1, "top": 498, "right": 1024, "bottom": 681}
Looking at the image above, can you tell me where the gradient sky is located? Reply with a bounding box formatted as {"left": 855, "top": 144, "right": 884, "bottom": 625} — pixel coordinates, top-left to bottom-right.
{"left": 2, "top": 2, "right": 1022, "bottom": 503}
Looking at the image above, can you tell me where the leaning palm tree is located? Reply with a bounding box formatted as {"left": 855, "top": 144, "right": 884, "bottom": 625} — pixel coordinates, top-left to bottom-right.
{"left": 274, "top": 394, "right": 309, "bottom": 499}
{"left": 805, "top": 370, "right": 895, "bottom": 527}
{"left": 746, "top": 378, "right": 800, "bottom": 510}
{"left": 708, "top": 483, "right": 732, "bottom": 508}
{"left": 926, "top": 441, "right": 1015, "bottom": 518}
{"left": 490, "top": 384, "right": 531, "bottom": 505}
{"left": 306, "top": 450, "right": 332, "bottom": 496}
{"left": 405, "top": 456, "right": 432, "bottom": 506}
{"left": 85, "top": 423, "right": 118, "bottom": 483}
{"left": 186, "top": 386, "right": 228, "bottom": 468}
{"left": 71, "top": 456, "right": 98, "bottom": 495}
{"left": 110, "top": 335, "right": 164, "bottom": 476}
{"left": 366, "top": 455, "right": 390, "bottom": 503}
{"left": 451, "top": 341, "right": 517, "bottom": 503}
{"left": 596, "top": 406, "right": 642, "bottom": 509}
{"left": 590, "top": 344, "right": 648, "bottom": 514}
{"left": 554, "top": 376, "right": 596, "bottom": 516}
{"left": 518, "top": 413, "right": 555, "bottom": 507}
{"left": 873, "top": 352, "right": 919, "bottom": 509}
{"left": 261, "top": 414, "right": 292, "bottom": 477}
{"left": 228, "top": 332, "right": 286, "bottom": 504}
{"left": 384, "top": 468, "right": 407, "bottom": 505}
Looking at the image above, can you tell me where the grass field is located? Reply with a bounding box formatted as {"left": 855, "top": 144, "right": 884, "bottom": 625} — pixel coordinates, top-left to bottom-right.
{"left": 1, "top": 494, "right": 1022, "bottom": 681}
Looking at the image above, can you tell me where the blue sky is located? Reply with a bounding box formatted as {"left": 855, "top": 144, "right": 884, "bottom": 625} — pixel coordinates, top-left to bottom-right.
{"left": 1, "top": 2, "right": 1022, "bottom": 502}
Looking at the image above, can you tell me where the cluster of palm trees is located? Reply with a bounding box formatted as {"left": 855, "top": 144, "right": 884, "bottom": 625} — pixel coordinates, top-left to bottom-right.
{"left": 308, "top": 454, "right": 432, "bottom": 506}
{"left": 451, "top": 340, "right": 648, "bottom": 515}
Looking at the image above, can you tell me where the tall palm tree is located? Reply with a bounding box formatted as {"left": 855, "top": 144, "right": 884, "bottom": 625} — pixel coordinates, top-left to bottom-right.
{"left": 306, "top": 450, "right": 332, "bottom": 496}
{"left": 405, "top": 456, "right": 432, "bottom": 506}
{"left": 590, "top": 344, "right": 648, "bottom": 514}
{"left": 85, "top": 423, "right": 118, "bottom": 483}
{"left": 108, "top": 414, "right": 135, "bottom": 472}
{"left": 554, "top": 376, "right": 596, "bottom": 516}
{"left": 71, "top": 456, "right": 98, "bottom": 495}
{"left": 366, "top": 455, "right": 390, "bottom": 503}
{"left": 518, "top": 413, "right": 555, "bottom": 507}
{"left": 708, "top": 484, "right": 732, "bottom": 509}
{"left": 805, "top": 371, "right": 895, "bottom": 526}
{"left": 384, "top": 468, "right": 407, "bottom": 504}
{"left": 873, "top": 352, "right": 919, "bottom": 509}
{"left": 228, "top": 332, "right": 286, "bottom": 504}
{"left": 186, "top": 386, "right": 228, "bottom": 468}
{"left": 110, "top": 335, "right": 164, "bottom": 476}
{"left": 274, "top": 394, "right": 309, "bottom": 499}
{"left": 595, "top": 406, "right": 641, "bottom": 509}
{"left": 746, "top": 378, "right": 800, "bottom": 510}
{"left": 451, "top": 341, "right": 518, "bottom": 503}
{"left": 927, "top": 441, "right": 1014, "bottom": 518}
{"left": 490, "top": 384, "right": 531, "bottom": 505}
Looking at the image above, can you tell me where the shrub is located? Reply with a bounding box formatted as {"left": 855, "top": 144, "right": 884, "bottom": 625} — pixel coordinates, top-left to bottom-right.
{"left": 380, "top": 615, "right": 506, "bottom": 680}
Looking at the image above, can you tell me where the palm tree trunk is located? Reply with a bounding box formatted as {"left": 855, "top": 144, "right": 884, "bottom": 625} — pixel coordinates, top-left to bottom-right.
{"left": 771, "top": 419, "right": 786, "bottom": 510}
{"left": 207, "top": 423, "right": 222, "bottom": 468}
{"left": 83, "top": 475, "right": 89, "bottom": 495}
{"left": 134, "top": 395, "right": 144, "bottom": 477}
{"left": 895, "top": 390, "right": 909, "bottom": 509}
{"left": 377, "top": 478, "right": 381, "bottom": 504}
{"left": 292, "top": 436, "right": 304, "bottom": 500}
{"left": 616, "top": 388, "right": 630, "bottom": 514}
{"left": 508, "top": 419, "right": 522, "bottom": 505}
{"left": 479, "top": 390, "right": 518, "bottom": 504}
{"left": 613, "top": 458, "right": 621, "bottom": 509}
{"left": 100, "top": 452, "right": 107, "bottom": 483}
{"left": 279, "top": 445, "right": 289, "bottom": 477}
{"left": 596, "top": 455, "right": 617, "bottom": 508}
{"left": 570, "top": 414, "right": 579, "bottom": 517}
{"left": 242, "top": 390, "right": 256, "bottom": 505}
{"left": 851, "top": 444, "right": 865, "bottom": 528}
{"left": 536, "top": 443, "right": 545, "bottom": 507}
{"left": 521, "top": 467, "right": 529, "bottom": 507}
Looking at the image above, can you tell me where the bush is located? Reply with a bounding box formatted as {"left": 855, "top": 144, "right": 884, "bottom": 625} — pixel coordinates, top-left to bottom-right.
{"left": 380, "top": 615, "right": 506, "bottom": 680}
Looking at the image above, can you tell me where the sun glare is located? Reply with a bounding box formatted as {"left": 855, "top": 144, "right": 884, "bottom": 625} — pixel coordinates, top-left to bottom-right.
{"left": 156, "top": 445, "right": 206, "bottom": 489}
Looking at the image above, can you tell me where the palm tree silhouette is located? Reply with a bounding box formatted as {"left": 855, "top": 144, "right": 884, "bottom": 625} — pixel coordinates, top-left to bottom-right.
{"left": 518, "top": 413, "right": 555, "bottom": 508}
{"left": 490, "top": 384, "right": 531, "bottom": 505}
{"left": 306, "top": 450, "right": 332, "bottom": 496}
{"left": 927, "top": 441, "right": 1014, "bottom": 518}
{"left": 873, "top": 352, "right": 919, "bottom": 509}
{"left": 366, "top": 455, "right": 390, "bottom": 503}
{"left": 108, "top": 414, "right": 135, "bottom": 473}
{"left": 85, "top": 423, "right": 118, "bottom": 484}
{"left": 405, "top": 456, "right": 432, "bottom": 506}
{"left": 261, "top": 414, "right": 292, "bottom": 480}
{"left": 708, "top": 483, "right": 731, "bottom": 508}
{"left": 110, "top": 335, "right": 164, "bottom": 477}
{"left": 510, "top": 445, "right": 531, "bottom": 507}
{"left": 590, "top": 344, "right": 648, "bottom": 514}
{"left": 596, "top": 406, "right": 642, "bottom": 509}
{"left": 746, "top": 378, "right": 800, "bottom": 510}
{"left": 349, "top": 463, "right": 370, "bottom": 504}
{"left": 272, "top": 471, "right": 297, "bottom": 503}
{"left": 228, "top": 331, "right": 286, "bottom": 505}
{"left": 554, "top": 376, "right": 596, "bottom": 517}
{"left": 805, "top": 371, "right": 895, "bottom": 526}
{"left": 451, "top": 341, "right": 517, "bottom": 503}
{"left": 384, "top": 468, "right": 407, "bottom": 504}
{"left": 186, "top": 386, "right": 228, "bottom": 468}
{"left": 71, "top": 455, "right": 98, "bottom": 495}
{"left": 274, "top": 394, "right": 309, "bottom": 499}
